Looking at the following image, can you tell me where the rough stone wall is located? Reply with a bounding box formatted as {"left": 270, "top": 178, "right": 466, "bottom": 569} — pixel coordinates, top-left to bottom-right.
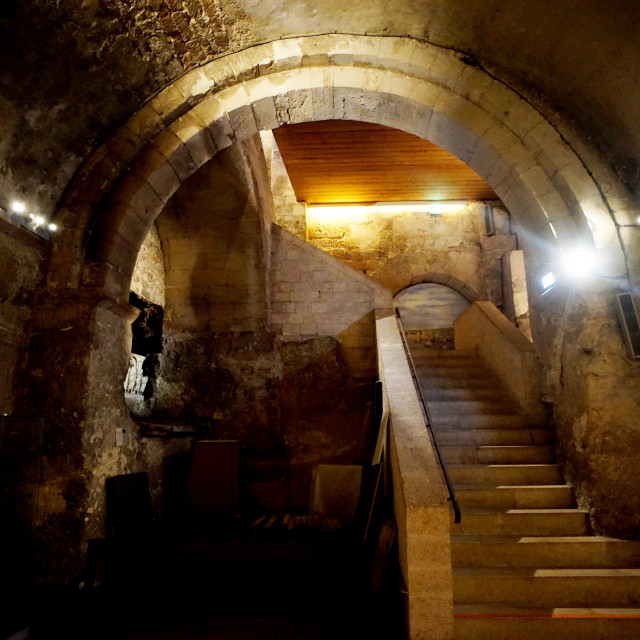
{"left": 130, "top": 222, "right": 165, "bottom": 307}
{"left": 0, "top": 224, "right": 43, "bottom": 414}
{"left": 151, "top": 330, "right": 369, "bottom": 511}
{"left": 531, "top": 283, "right": 640, "bottom": 538}
{"left": 12, "top": 294, "right": 194, "bottom": 581}
{"left": 0, "top": 0, "right": 252, "bottom": 216}
{"left": 157, "top": 136, "right": 273, "bottom": 333}
{"left": 270, "top": 224, "right": 392, "bottom": 380}
{"left": 307, "top": 201, "right": 514, "bottom": 300}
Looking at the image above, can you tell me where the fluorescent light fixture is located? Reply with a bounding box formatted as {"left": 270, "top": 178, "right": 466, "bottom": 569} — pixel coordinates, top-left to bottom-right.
{"left": 541, "top": 272, "right": 556, "bottom": 290}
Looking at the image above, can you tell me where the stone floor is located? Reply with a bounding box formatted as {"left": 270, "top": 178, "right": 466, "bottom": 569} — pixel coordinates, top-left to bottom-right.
{"left": 20, "top": 532, "right": 404, "bottom": 640}
{"left": 129, "top": 617, "right": 357, "bottom": 639}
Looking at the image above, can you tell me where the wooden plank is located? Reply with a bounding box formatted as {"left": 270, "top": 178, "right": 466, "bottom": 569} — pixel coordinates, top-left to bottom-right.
{"left": 273, "top": 120, "right": 497, "bottom": 204}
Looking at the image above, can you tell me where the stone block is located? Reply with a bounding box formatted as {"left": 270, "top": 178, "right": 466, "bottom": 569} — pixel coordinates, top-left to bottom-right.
{"left": 192, "top": 96, "right": 226, "bottom": 130}
{"left": 228, "top": 104, "right": 259, "bottom": 141}
{"left": 200, "top": 58, "right": 237, "bottom": 91}
{"left": 105, "top": 203, "right": 149, "bottom": 252}
{"left": 172, "top": 112, "right": 217, "bottom": 168}
{"left": 150, "top": 129, "right": 197, "bottom": 182}
{"left": 150, "top": 83, "right": 191, "bottom": 125}
{"left": 252, "top": 96, "right": 279, "bottom": 131}
{"left": 208, "top": 113, "right": 236, "bottom": 152}
{"left": 288, "top": 88, "right": 314, "bottom": 124}
{"left": 282, "top": 323, "right": 301, "bottom": 335}
{"left": 91, "top": 230, "right": 138, "bottom": 276}
{"left": 111, "top": 174, "right": 165, "bottom": 225}
{"left": 106, "top": 125, "right": 144, "bottom": 166}
{"left": 131, "top": 146, "right": 181, "bottom": 200}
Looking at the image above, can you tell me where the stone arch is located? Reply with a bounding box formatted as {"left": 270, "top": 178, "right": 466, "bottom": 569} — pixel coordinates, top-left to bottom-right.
{"left": 52, "top": 34, "right": 630, "bottom": 305}
{"left": 400, "top": 273, "right": 480, "bottom": 303}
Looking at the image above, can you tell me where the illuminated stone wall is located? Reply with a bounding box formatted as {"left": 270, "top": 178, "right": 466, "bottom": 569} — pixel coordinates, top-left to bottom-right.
{"left": 306, "top": 201, "right": 515, "bottom": 300}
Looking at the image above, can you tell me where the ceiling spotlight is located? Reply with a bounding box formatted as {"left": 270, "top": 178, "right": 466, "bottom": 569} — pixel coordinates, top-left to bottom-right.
{"left": 11, "top": 201, "right": 26, "bottom": 214}
{"left": 33, "top": 215, "right": 45, "bottom": 226}
{"left": 48, "top": 223, "right": 58, "bottom": 231}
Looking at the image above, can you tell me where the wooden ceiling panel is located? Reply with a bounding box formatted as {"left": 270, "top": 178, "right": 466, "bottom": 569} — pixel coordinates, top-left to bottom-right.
{"left": 273, "top": 120, "right": 497, "bottom": 204}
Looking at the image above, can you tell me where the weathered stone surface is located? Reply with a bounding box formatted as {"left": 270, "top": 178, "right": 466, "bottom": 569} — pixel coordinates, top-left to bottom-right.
{"left": 152, "top": 330, "right": 369, "bottom": 511}
{"left": 156, "top": 137, "right": 271, "bottom": 333}
{"left": 547, "top": 287, "right": 640, "bottom": 538}
{"left": 0, "top": 223, "right": 43, "bottom": 414}
{"left": 130, "top": 223, "right": 166, "bottom": 307}
{"left": 306, "top": 201, "right": 513, "bottom": 300}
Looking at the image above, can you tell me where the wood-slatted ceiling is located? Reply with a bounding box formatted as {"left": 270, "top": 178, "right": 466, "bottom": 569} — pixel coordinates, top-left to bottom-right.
{"left": 273, "top": 120, "right": 497, "bottom": 204}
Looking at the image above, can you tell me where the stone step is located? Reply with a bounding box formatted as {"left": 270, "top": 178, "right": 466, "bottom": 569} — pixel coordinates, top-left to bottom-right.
{"left": 433, "top": 413, "right": 530, "bottom": 429}
{"left": 450, "top": 508, "right": 590, "bottom": 536}
{"left": 408, "top": 348, "right": 478, "bottom": 361}
{"left": 454, "top": 605, "right": 640, "bottom": 640}
{"left": 451, "top": 535, "right": 640, "bottom": 568}
{"left": 410, "top": 359, "right": 487, "bottom": 372}
{"left": 429, "top": 400, "right": 517, "bottom": 415}
{"left": 426, "top": 387, "right": 506, "bottom": 402}
{"left": 409, "top": 347, "right": 484, "bottom": 366}
{"left": 418, "top": 375, "right": 496, "bottom": 390}
{"left": 415, "top": 365, "right": 495, "bottom": 379}
{"left": 448, "top": 464, "right": 563, "bottom": 485}
{"left": 452, "top": 485, "right": 574, "bottom": 509}
{"left": 437, "top": 427, "right": 554, "bottom": 446}
{"left": 442, "top": 445, "right": 555, "bottom": 465}
{"left": 454, "top": 567, "right": 640, "bottom": 607}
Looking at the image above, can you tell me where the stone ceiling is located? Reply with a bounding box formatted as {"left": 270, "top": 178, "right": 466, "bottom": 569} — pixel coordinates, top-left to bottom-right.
{"left": 1, "top": 0, "right": 639, "bottom": 217}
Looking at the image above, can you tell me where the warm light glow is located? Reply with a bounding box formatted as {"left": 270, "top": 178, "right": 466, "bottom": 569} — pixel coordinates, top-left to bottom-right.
{"left": 561, "top": 246, "right": 598, "bottom": 280}
{"left": 48, "top": 223, "right": 58, "bottom": 231}
{"left": 307, "top": 201, "right": 469, "bottom": 222}
{"left": 12, "top": 201, "right": 26, "bottom": 214}
{"left": 34, "top": 215, "right": 45, "bottom": 226}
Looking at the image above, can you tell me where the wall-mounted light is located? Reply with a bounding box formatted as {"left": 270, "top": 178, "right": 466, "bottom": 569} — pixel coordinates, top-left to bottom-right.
{"left": 11, "top": 200, "right": 26, "bottom": 214}
{"left": 561, "top": 246, "right": 597, "bottom": 280}
{"left": 541, "top": 272, "right": 556, "bottom": 290}
{"left": 1, "top": 198, "right": 59, "bottom": 239}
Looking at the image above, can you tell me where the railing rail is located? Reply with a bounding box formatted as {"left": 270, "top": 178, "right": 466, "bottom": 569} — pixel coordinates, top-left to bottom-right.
{"left": 394, "top": 307, "right": 461, "bottom": 524}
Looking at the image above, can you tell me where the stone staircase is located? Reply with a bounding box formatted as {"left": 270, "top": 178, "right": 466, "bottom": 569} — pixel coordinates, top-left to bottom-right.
{"left": 409, "top": 344, "right": 640, "bottom": 639}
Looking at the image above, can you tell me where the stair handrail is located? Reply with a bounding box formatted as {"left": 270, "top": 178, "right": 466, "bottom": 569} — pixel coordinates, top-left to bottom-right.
{"left": 394, "top": 307, "right": 461, "bottom": 524}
